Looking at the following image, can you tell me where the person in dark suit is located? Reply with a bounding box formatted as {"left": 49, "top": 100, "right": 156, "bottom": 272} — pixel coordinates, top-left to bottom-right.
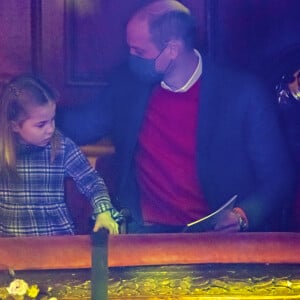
{"left": 58, "top": 0, "right": 294, "bottom": 233}
{"left": 274, "top": 50, "right": 300, "bottom": 230}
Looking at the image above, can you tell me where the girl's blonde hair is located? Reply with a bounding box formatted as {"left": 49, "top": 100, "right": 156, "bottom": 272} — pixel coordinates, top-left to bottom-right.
{"left": 0, "top": 74, "right": 59, "bottom": 181}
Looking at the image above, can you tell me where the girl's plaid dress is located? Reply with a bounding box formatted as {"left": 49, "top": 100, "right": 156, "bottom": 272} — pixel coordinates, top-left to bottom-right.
{"left": 0, "top": 131, "right": 119, "bottom": 236}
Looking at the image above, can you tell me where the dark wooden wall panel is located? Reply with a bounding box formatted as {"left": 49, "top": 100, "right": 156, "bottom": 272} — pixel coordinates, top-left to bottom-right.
{"left": 214, "top": 0, "right": 300, "bottom": 75}
{"left": 66, "top": 0, "right": 117, "bottom": 85}
{"left": 0, "top": 0, "right": 32, "bottom": 84}
{"left": 39, "top": 0, "right": 156, "bottom": 106}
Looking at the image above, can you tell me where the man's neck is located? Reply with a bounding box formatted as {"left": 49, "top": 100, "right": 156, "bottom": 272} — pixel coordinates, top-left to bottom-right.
{"left": 162, "top": 49, "right": 201, "bottom": 92}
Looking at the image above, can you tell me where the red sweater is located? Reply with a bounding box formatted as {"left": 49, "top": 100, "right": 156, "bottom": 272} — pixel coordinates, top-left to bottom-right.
{"left": 135, "top": 80, "right": 209, "bottom": 225}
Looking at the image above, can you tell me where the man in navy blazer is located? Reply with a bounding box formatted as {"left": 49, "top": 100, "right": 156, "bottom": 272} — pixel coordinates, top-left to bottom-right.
{"left": 58, "top": 0, "right": 294, "bottom": 233}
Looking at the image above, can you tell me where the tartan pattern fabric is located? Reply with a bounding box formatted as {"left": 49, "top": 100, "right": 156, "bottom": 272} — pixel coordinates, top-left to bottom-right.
{"left": 0, "top": 131, "right": 119, "bottom": 236}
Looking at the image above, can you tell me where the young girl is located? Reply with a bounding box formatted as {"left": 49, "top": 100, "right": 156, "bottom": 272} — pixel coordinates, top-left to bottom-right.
{"left": 0, "top": 74, "right": 120, "bottom": 236}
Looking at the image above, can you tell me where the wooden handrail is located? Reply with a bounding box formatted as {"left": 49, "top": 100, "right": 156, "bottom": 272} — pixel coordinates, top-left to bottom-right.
{"left": 0, "top": 232, "right": 299, "bottom": 271}
{"left": 79, "top": 138, "right": 115, "bottom": 168}
{"left": 80, "top": 138, "right": 115, "bottom": 157}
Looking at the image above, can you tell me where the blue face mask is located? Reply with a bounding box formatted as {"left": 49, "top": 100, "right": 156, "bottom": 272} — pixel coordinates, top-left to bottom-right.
{"left": 129, "top": 53, "right": 164, "bottom": 83}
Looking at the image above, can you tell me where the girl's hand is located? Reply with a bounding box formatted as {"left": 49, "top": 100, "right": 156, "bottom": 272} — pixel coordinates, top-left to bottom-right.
{"left": 93, "top": 211, "right": 119, "bottom": 234}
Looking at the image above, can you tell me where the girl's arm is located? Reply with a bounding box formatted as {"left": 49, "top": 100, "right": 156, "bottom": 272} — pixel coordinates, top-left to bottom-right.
{"left": 63, "top": 134, "right": 121, "bottom": 233}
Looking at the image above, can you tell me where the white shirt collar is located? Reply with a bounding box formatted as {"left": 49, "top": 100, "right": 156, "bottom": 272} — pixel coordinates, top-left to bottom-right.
{"left": 161, "top": 49, "right": 202, "bottom": 93}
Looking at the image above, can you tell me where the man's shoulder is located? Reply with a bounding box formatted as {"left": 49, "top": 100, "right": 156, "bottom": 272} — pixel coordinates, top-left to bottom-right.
{"left": 203, "top": 60, "right": 254, "bottom": 81}
{"left": 203, "top": 60, "right": 266, "bottom": 94}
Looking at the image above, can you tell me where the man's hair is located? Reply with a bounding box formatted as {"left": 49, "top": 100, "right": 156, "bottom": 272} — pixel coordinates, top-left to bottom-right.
{"left": 131, "top": 0, "right": 197, "bottom": 50}
{"left": 148, "top": 9, "right": 197, "bottom": 50}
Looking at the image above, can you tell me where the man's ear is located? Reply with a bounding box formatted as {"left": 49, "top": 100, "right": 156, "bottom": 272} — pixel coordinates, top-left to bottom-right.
{"left": 166, "top": 39, "right": 182, "bottom": 59}
{"left": 10, "top": 120, "right": 20, "bottom": 133}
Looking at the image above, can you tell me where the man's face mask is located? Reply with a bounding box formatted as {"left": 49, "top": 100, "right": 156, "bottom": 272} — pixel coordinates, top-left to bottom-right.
{"left": 129, "top": 50, "right": 165, "bottom": 83}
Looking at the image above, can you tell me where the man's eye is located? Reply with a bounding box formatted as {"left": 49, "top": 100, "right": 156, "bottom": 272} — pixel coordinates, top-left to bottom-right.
{"left": 36, "top": 123, "right": 45, "bottom": 128}
{"left": 136, "top": 50, "right": 145, "bottom": 56}
{"left": 131, "top": 47, "right": 144, "bottom": 57}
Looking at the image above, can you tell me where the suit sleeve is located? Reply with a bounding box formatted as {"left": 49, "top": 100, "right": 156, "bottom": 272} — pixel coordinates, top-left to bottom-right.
{"left": 238, "top": 79, "right": 295, "bottom": 230}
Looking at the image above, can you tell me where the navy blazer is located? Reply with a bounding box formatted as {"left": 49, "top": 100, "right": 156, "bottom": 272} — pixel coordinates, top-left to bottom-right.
{"left": 108, "top": 61, "right": 295, "bottom": 231}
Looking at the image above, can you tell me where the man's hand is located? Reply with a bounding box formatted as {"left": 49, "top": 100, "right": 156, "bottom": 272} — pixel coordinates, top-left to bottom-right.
{"left": 93, "top": 211, "right": 119, "bottom": 234}
{"left": 214, "top": 209, "right": 241, "bottom": 232}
